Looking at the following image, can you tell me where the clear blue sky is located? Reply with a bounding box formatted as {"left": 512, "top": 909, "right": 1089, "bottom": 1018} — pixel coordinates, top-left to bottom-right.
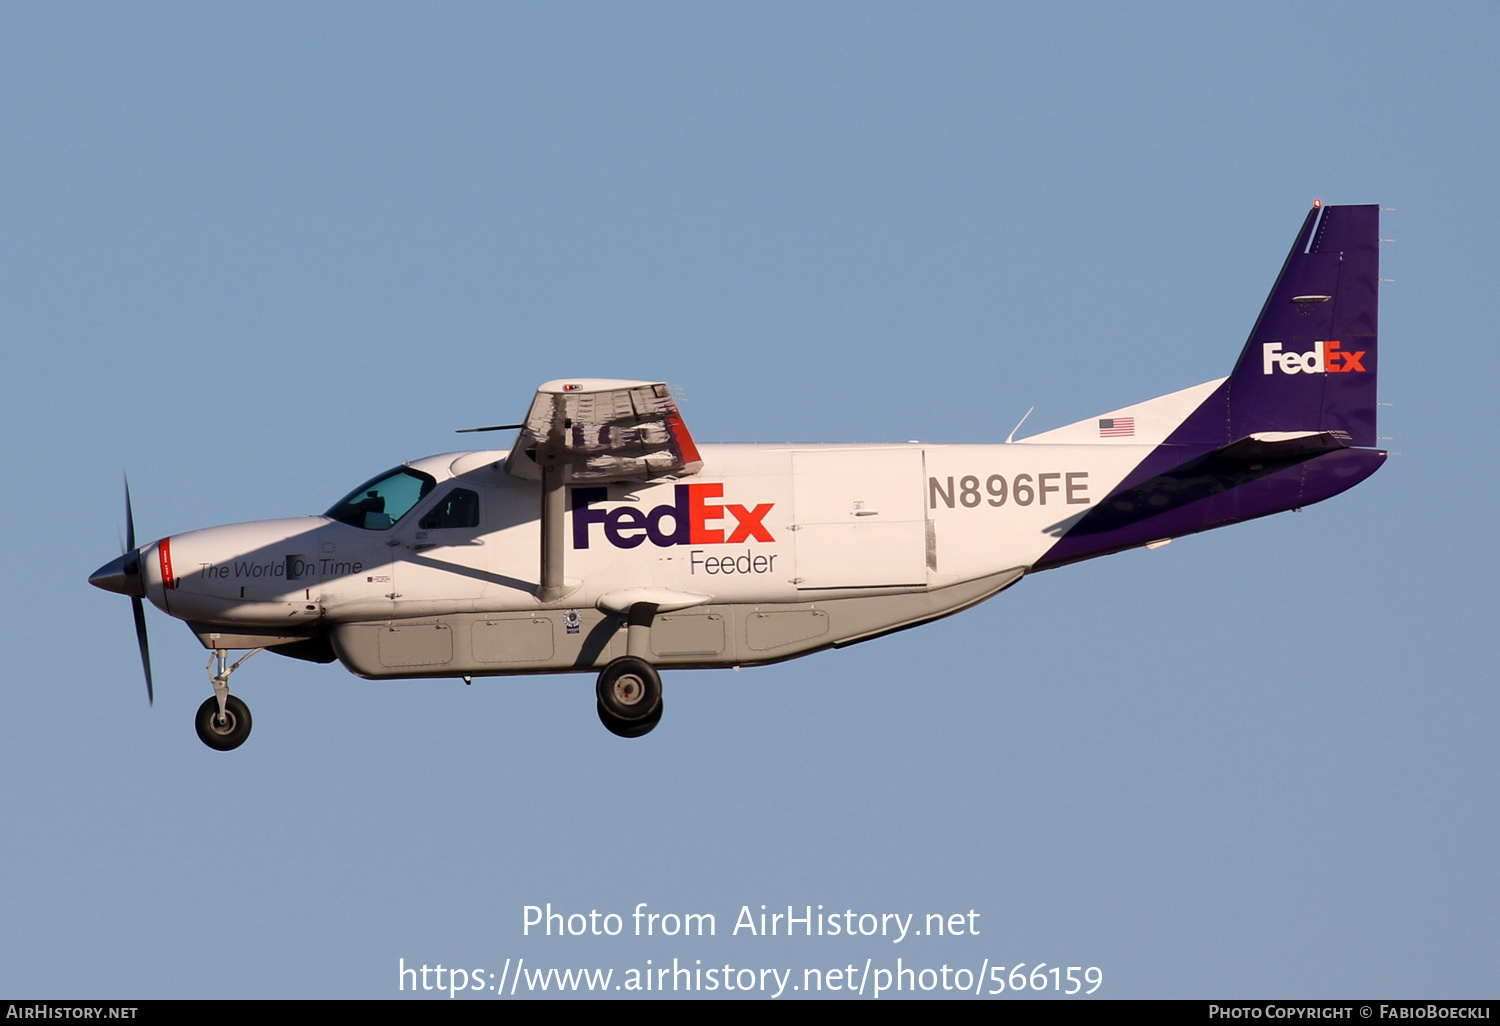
{"left": 2, "top": 1, "right": 1495, "bottom": 998}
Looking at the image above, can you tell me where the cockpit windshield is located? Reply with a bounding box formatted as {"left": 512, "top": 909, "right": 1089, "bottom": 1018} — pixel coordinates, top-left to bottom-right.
{"left": 325, "top": 467, "right": 437, "bottom": 530}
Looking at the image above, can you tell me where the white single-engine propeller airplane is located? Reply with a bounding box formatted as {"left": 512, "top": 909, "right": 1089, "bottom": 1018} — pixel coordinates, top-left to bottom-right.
{"left": 92, "top": 203, "right": 1385, "bottom": 747}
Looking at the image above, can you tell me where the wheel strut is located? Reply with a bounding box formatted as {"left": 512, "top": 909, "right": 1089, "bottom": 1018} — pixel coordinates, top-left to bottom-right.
{"left": 207, "top": 647, "right": 261, "bottom": 721}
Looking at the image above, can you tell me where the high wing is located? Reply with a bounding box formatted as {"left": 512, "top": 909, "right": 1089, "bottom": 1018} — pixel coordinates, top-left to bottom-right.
{"left": 505, "top": 378, "right": 702, "bottom": 484}
{"left": 501, "top": 379, "right": 701, "bottom": 603}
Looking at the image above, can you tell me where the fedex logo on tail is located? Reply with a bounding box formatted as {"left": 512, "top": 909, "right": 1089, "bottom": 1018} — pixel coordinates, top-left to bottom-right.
{"left": 1262, "top": 341, "right": 1366, "bottom": 375}
{"left": 573, "top": 484, "right": 775, "bottom": 550}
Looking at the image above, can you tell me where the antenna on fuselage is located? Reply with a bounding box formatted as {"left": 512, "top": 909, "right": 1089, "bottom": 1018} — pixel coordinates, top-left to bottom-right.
{"left": 1005, "top": 406, "right": 1035, "bottom": 444}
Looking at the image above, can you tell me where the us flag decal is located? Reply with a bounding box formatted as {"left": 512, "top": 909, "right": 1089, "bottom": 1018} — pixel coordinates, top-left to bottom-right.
{"left": 1098, "top": 417, "right": 1135, "bottom": 438}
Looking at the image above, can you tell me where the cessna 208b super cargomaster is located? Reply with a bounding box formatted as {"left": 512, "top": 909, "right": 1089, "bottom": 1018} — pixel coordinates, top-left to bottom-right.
{"left": 91, "top": 202, "right": 1385, "bottom": 748}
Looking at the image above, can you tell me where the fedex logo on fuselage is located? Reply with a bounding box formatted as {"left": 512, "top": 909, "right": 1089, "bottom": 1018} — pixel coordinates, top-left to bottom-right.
{"left": 1262, "top": 340, "right": 1366, "bottom": 375}
{"left": 572, "top": 484, "right": 775, "bottom": 550}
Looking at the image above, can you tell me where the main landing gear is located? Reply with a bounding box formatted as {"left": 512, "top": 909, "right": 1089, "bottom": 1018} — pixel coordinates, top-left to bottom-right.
{"left": 195, "top": 647, "right": 260, "bottom": 751}
{"left": 595, "top": 655, "right": 663, "bottom": 738}
{"left": 594, "top": 600, "right": 670, "bottom": 738}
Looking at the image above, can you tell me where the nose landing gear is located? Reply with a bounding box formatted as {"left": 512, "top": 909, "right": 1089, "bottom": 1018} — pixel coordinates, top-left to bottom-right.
{"left": 195, "top": 647, "right": 260, "bottom": 751}
{"left": 195, "top": 693, "right": 252, "bottom": 750}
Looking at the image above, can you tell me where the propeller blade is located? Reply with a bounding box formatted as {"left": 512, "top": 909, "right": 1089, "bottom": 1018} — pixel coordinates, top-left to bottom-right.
{"left": 123, "top": 474, "right": 152, "bottom": 703}
{"left": 124, "top": 475, "right": 137, "bottom": 552}
{"left": 132, "top": 596, "right": 154, "bottom": 705}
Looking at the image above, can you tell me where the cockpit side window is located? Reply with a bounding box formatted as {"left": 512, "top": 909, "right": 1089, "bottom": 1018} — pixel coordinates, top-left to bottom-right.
{"left": 325, "top": 467, "right": 437, "bottom": 530}
{"left": 419, "top": 488, "right": 481, "bottom": 530}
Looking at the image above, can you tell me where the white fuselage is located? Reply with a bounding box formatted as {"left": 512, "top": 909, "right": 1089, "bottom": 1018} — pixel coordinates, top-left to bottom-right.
{"left": 141, "top": 440, "right": 1155, "bottom": 632}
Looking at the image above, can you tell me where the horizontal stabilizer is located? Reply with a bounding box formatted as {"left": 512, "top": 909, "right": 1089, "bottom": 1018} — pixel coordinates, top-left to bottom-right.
{"left": 1043, "top": 431, "right": 1350, "bottom": 541}
{"left": 1213, "top": 431, "right": 1348, "bottom": 463}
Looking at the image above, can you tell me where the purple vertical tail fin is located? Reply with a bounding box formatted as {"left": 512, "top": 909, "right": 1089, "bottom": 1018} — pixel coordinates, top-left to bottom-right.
{"left": 1032, "top": 204, "right": 1385, "bottom": 570}
{"left": 1176, "top": 203, "right": 1380, "bottom": 447}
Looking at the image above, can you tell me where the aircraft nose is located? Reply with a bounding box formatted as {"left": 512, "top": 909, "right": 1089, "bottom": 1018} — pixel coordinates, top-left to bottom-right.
{"left": 89, "top": 551, "right": 145, "bottom": 598}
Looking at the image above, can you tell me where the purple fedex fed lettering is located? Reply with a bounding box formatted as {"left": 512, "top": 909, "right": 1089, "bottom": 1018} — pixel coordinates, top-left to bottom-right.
{"left": 572, "top": 484, "right": 775, "bottom": 550}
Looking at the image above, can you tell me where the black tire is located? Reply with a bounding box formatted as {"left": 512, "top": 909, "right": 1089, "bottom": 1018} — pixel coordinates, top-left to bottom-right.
{"left": 595, "top": 656, "right": 662, "bottom": 721}
{"left": 597, "top": 699, "right": 663, "bottom": 738}
{"left": 195, "top": 694, "right": 252, "bottom": 751}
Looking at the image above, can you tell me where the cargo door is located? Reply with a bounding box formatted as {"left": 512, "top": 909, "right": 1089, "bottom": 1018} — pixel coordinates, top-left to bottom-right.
{"left": 791, "top": 449, "right": 927, "bottom": 589}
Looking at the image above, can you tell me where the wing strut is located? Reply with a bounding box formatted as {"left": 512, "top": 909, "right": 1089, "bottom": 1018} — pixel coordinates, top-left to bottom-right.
{"left": 536, "top": 392, "right": 576, "bottom": 603}
{"left": 538, "top": 462, "right": 571, "bottom": 603}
